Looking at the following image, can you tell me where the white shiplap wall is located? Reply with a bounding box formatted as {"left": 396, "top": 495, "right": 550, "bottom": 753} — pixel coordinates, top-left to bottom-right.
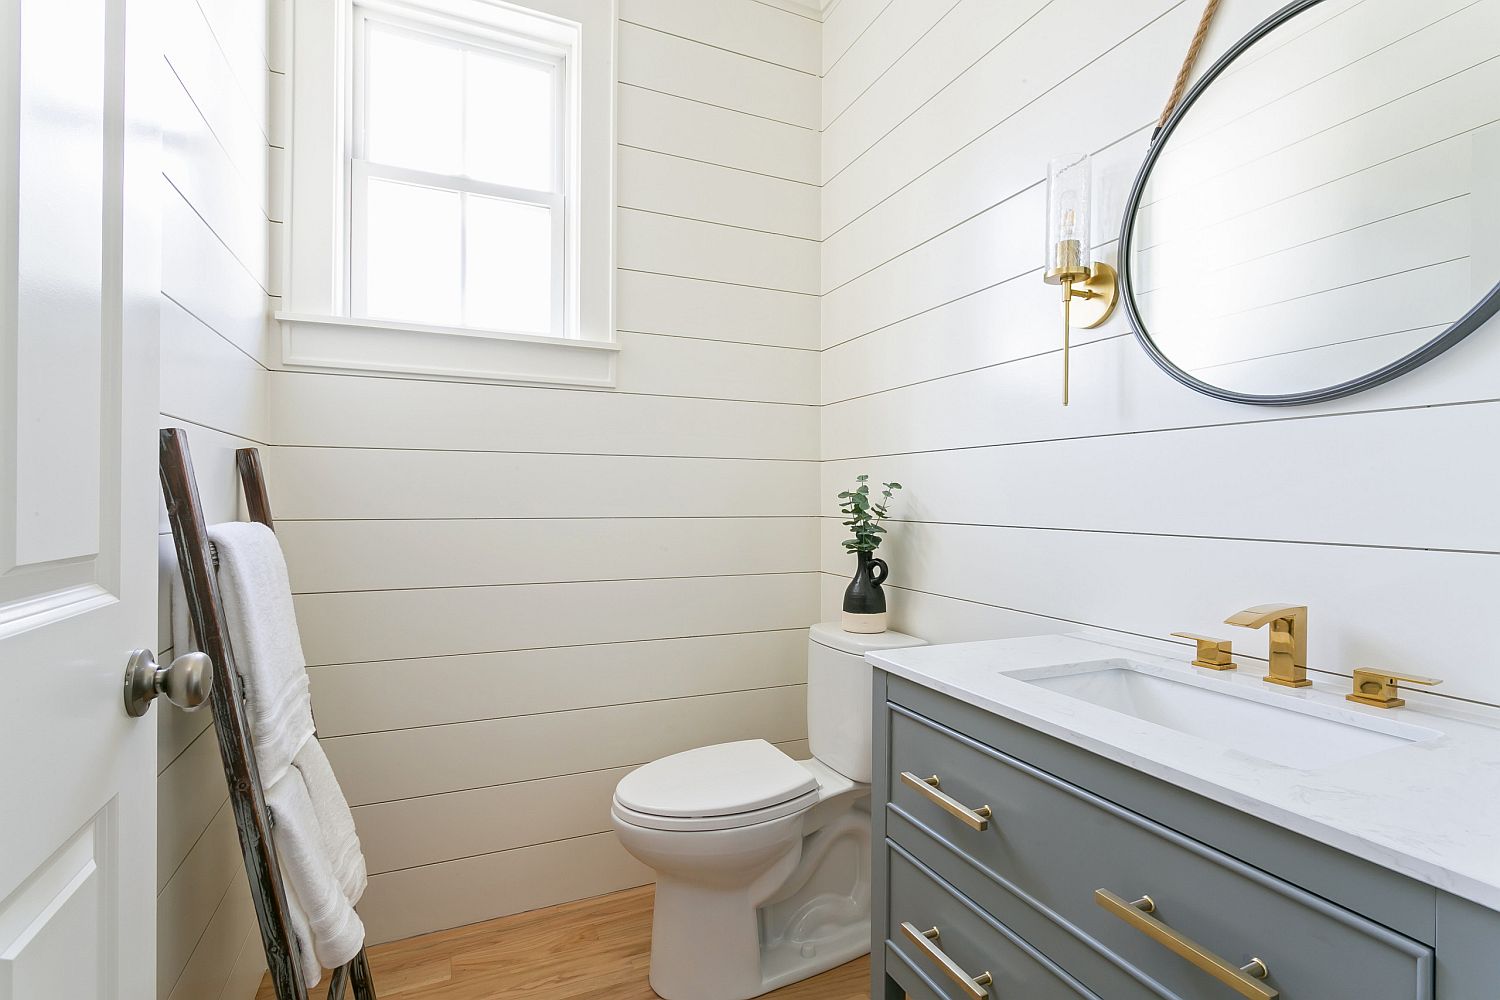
{"left": 156, "top": 0, "right": 279, "bottom": 997}
{"left": 266, "top": 0, "right": 823, "bottom": 944}
{"left": 818, "top": 0, "right": 1500, "bottom": 714}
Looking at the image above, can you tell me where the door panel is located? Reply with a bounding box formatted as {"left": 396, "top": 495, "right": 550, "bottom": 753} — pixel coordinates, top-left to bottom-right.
{"left": 0, "top": 0, "right": 160, "bottom": 995}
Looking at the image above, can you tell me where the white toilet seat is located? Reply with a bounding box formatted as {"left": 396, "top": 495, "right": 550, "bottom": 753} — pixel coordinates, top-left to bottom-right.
{"left": 611, "top": 788, "right": 820, "bottom": 832}
{"left": 615, "top": 739, "right": 818, "bottom": 827}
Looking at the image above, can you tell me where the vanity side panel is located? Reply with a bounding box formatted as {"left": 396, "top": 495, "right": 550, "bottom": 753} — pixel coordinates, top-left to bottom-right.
{"left": 870, "top": 670, "right": 902, "bottom": 1000}
{"left": 1435, "top": 894, "right": 1500, "bottom": 997}
{"left": 883, "top": 675, "right": 1438, "bottom": 945}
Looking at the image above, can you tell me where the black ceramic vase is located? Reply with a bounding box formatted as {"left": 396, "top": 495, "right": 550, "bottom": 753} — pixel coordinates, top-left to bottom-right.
{"left": 842, "top": 550, "right": 889, "bottom": 634}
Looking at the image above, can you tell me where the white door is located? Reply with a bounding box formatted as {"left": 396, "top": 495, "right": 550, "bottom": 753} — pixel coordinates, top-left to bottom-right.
{"left": 0, "top": 0, "right": 161, "bottom": 996}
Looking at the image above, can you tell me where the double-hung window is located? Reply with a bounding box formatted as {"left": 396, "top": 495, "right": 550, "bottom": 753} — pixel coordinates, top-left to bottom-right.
{"left": 282, "top": 0, "right": 615, "bottom": 385}
{"left": 351, "top": 8, "right": 567, "bottom": 337}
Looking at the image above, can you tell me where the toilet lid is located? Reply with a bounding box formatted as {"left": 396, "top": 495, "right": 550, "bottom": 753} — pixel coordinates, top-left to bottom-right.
{"left": 615, "top": 740, "right": 818, "bottom": 819}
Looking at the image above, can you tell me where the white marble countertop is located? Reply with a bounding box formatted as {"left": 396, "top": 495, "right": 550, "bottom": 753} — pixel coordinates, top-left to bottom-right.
{"left": 867, "top": 631, "right": 1500, "bottom": 912}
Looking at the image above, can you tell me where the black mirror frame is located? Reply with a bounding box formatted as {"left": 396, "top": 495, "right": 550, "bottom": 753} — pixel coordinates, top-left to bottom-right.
{"left": 1118, "top": 0, "right": 1500, "bottom": 406}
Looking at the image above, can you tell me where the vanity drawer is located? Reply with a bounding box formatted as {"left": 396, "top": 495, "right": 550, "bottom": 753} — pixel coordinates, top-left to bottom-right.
{"left": 887, "top": 705, "right": 1435, "bottom": 999}
{"left": 885, "top": 841, "right": 1099, "bottom": 1000}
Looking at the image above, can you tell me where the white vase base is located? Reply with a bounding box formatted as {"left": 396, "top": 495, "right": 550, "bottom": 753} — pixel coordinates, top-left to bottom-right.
{"left": 841, "top": 612, "right": 887, "bottom": 634}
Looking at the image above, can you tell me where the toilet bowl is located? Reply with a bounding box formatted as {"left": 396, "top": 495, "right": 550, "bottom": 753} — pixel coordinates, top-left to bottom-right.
{"left": 611, "top": 624, "right": 925, "bottom": 1000}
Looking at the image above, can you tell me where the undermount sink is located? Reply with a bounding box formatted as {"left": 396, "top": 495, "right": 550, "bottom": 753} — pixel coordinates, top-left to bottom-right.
{"left": 1015, "top": 659, "right": 1443, "bottom": 769}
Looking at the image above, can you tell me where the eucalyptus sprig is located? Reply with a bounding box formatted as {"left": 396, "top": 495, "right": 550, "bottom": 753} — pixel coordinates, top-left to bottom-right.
{"left": 839, "top": 475, "right": 902, "bottom": 553}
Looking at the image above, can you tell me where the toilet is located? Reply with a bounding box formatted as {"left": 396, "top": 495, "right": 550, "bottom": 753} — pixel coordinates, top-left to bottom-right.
{"left": 611, "top": 623, "right": 926, "bottom": 1000}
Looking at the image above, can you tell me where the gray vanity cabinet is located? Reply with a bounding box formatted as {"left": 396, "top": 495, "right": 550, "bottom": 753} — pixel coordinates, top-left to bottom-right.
{"left": 871, "top": 672, "right": 1500, "bottom": 1000}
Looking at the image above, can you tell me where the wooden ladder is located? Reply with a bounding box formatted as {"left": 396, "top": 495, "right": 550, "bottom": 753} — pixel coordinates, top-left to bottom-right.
{"left": 159, "top": 427, "right": 378, "bottom": 1000}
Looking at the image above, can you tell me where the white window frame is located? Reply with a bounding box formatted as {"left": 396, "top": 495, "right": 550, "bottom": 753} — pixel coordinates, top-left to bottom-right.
{"left": 348, "top": 9, "right": 569, "bottom": 337}
{"left": 279, "top": 0, "right": 618, "bottom": 387}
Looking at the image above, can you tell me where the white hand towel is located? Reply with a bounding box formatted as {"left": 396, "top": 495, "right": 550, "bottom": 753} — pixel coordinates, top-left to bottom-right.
{"left": 202, "top": 521, "right": 367, "bottom": 986}
{"left": 295, "top": 739, "right": 368, "bottom": 905}
{"left": 209, "top": 522, "right": 316, "bottom": 788}
{"left": 264, "top": 768, "right": 366, "bottom": 984}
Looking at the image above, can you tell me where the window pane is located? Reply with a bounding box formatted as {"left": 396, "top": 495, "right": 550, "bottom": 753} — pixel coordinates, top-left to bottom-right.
{"left": 365, "top": 24, "right": 462, "bottom": 176}
{"left": 465, "top": 195, "right": 553, "bottom": 334}
{"left": 362, "top": 178, "right": 462, "bottom": 326}
{"left": 465, "top": 51, "right": 555, "bottom": 191}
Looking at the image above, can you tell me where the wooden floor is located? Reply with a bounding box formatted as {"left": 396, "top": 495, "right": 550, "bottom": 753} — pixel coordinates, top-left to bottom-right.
{"left": 256, "top": 886, "right": 869, "bottom": 999}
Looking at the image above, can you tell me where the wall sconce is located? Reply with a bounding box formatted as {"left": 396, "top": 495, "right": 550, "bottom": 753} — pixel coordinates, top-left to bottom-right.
{"left": 1043, "top": 153, "right": 1118, "bottom": 405}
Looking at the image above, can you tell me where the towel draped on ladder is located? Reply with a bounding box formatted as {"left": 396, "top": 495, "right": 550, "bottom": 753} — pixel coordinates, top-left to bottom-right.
{"left": 173, "top": 521, "right": 367, "bottom": 987}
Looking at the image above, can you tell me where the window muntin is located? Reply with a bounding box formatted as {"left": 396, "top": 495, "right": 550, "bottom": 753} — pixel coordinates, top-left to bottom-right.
{"left": 350, "top": 10, "right": 566, "bottom": 336}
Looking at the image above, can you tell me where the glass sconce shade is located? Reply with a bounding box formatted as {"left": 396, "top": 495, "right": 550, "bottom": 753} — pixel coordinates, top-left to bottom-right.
{"left": 1045, "top": 153, "right": 1093, "bottom": 283}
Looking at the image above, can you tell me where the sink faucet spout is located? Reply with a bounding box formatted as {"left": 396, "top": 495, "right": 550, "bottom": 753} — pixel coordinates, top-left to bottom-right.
{"left": 1225, "top": 603, "right": 1310, "bottom": 688}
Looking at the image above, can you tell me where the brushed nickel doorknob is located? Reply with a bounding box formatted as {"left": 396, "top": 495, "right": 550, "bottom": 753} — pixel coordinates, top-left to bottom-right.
{"left": 124, "top": 648, "right": 213, "bottom": 717}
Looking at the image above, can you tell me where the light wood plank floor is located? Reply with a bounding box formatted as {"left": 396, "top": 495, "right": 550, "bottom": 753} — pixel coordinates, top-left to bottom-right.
{"left": 256, "top": 886, "right": 870, "bottom": 999}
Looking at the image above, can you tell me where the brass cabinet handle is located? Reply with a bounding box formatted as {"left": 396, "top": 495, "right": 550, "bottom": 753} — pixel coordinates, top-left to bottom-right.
{"left": 1095, "top": 890, "right": 1278, "bottom": 999}
{"left": 899, "top": 771, "right": 993, "bottom": 831}
{"left": 899, "top": 922, "right": 994, "bottom": 999}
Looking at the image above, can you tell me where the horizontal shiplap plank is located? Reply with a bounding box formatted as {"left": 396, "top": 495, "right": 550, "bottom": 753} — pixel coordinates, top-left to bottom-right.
{"left": 821, "top": 403, "right": 1500, "bottom": 554}
{"left": 354, "top": 736, "right": 808, "bottom": 875}
{"left": 618, "top": 85, "right": 818, "bottom": 184}
{"left": 824, "top": 520, "right": 1500, "bottom": 706}
{"left": 617, "top": 269, "right": 819, "bottom": 350}
{"left": 619, "top": 209, "right": 820, "bottom": 295}
{"left": 617, "top": 21, "right": 817, "bottom": 128}
{"left": 308, "top": 629, "right": 810, "bottom": 736}
{"left": 266, "top": 449, "right": 818, "bottom": 520}
{"left": 279, "top": 517, "right": 819, "bottom": 593}
{"left": 215, "top": 929, "right": 269, "bottom": 1000}
{"left": 618, "top": 145, "right": 817, "bottom": 240}
{"left": 616, "top": 332, "right": 818, "bottom": 403}
{"left": 620, "top": 0, "right": 820, "bottom": 73}
{"left": 295, "top": 572, "right": 822, "bottom": 665}
{"left": 157, "top": 730, "right": 229, "bottom": 892}
{"left": 822, "top": 0, "right": 958, "bottom": 129}
{"left": 165, "top": 871, "right": 256, "bottom": 1000}
{"left": 324, "top": 683, "right": 809, "bottom": 804}
{"left": 823, "top": 0, "right": 1193, "bottom": 227}
{"left": 194, "top": 0, "right": 272, "bottom": 125}
{"left": 157, "top": 801, "right": 241, "bottom": 998}
{"left": 822, "top": 316, "right": 1500, "bottom": 462}
{"left": 162, "top": 180, "right": 272, "bottom": 366}
{"left": 268, "top": 370, "right": 817, "bottom": 459}
{"left": 822, "top": 0, "right": 890, "bottom": 74}
{"left": 161, "top": 297, "right": 268, "bottom": 439}
{"left": 165, "top": 0, "right": 270, "bottom": 215}
{"left": 162, "top": 61, "right": 269, "bottom": 291}
{"left": 358, "top": 767, "right": 632, "bottom": 875}
{"left": 824, "top": 0, "right": 1048, "bottom": 184}
{"left": 823, "top": 178, "right": 1047, "bottom": 348}
{"left": 359, "top": 832, "right": 652, "bottom": 945}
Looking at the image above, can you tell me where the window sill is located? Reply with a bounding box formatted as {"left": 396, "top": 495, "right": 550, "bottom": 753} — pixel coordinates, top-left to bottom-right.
{"left": 275, "top": 312, "right": 619, "bottom": 388}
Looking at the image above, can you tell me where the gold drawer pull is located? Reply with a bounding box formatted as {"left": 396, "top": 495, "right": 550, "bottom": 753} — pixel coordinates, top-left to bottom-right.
{"left": 900, "top": 771, "right": 993, "bottom": 831}
{"left": 900, "top": 922, "right": 994, "bottom": 999}
{"left": 1095, "top": 890, "right": 1278, "bottom": 999}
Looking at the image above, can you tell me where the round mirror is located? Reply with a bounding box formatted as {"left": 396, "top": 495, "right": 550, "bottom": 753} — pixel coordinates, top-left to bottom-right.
{"left": 1120, "top": 0, "right": 1500, "bottom": 405}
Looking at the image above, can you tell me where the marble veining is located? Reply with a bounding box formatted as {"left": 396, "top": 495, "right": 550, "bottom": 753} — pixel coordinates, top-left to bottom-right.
{"left": 867, "top": 632, "right": 1500, "bottom": 912}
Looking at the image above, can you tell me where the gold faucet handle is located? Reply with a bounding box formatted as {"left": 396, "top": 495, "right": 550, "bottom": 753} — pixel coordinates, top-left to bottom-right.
{"left": 1346, "top": 668, "right": 1442, "bottom": 709}
{"left": 1171, "top": 632, "right": 1237, "bottom": 671}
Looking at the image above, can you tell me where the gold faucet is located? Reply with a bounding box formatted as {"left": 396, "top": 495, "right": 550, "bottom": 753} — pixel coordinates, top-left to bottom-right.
{"left": 1224, "top": 604, "right": 1310, "bottom": 688}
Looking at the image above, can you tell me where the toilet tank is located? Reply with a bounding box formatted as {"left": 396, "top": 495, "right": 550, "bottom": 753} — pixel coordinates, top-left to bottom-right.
{"left": 807, "top": 623, "right": 926, "bottom": 782}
